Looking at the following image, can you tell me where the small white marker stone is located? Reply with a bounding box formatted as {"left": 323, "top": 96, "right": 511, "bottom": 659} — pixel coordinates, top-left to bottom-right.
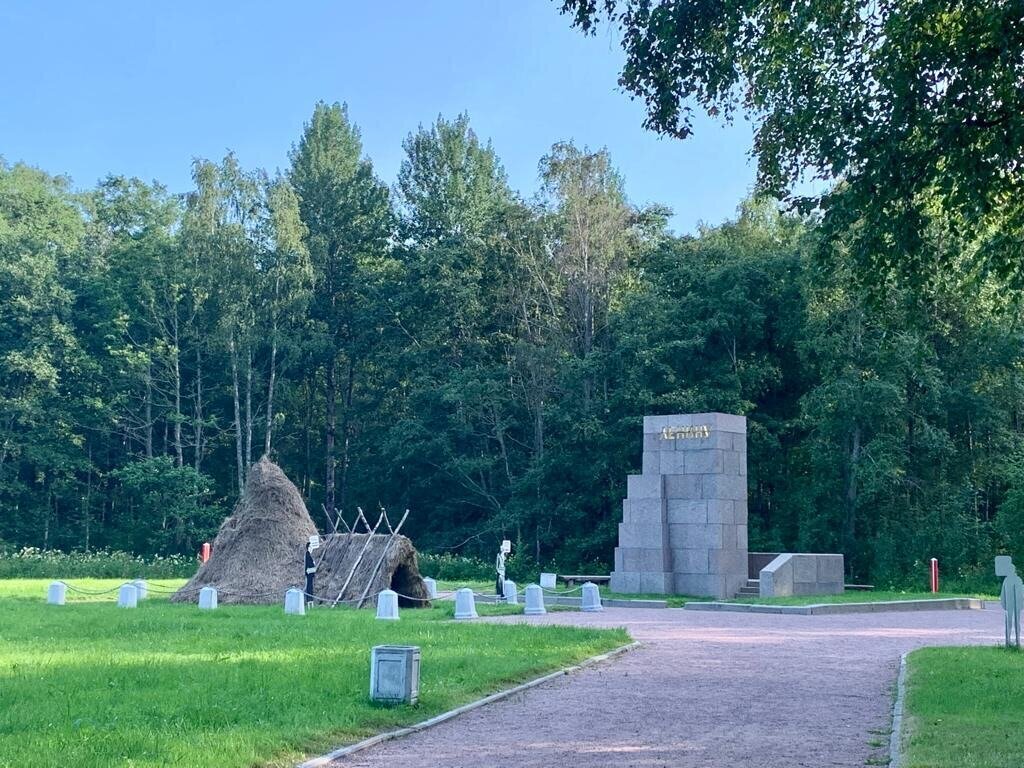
{"left": 198, "top": 586, "right": 218, "bottom": 610}
{"left": 453, "top": 587, "right": 478, "bottom": 619}
{"left": 539, "top": 572, "right": 557, "bottom": 590}
{"left": 117, "top": 584, "right": 138, "bottom": 608}
{"left": 503, "top": 579, "right": 518, "bottom": 605}
{"left": 131, "top": 579, "right": 148, "bottom": 600}
{"left": 284, "top": 588, "right": 305, "bottom": 615}
{"left": 581, "top": 582, "right": 603, "bottom": 612}
{"left": 376, "top": 589, "right": 400, "bottom": 620}
{"left": 423, "top": 577, "right": 438, "bottom": 599}
{"left": 47, "top": 581, "right": 66, "bottom": 605}
{"left": 524, "top": 584, "right": 546, "bottom": 616}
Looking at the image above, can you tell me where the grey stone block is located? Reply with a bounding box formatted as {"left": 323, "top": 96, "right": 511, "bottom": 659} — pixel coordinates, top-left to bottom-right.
{"left": 705, "top": 499, "right": 735, "bottom": 524}
{"left": 817, "top": 554, "right": 845, "bottom": 583}
{"left": 642, "top": 451, "right": 661, "bottom": 474}
{"left": 640, "top": 571, "right": 672, "bottom": 594}
{"left": 723, "top": 451, "right": 740, "bottom": 475}
{"left": 706, "top": 413, "right": 746, "bottom": 434}
{"left": 673, "top": 548, "right": 709, "bottom": 574}
{"left": 676, "top": 573, "right": 728, "bottom": 599}
{"left": 618, "top": 522, "right": 665, "bottom": 549}
{"left": 793, "top": 555, "right": 817, "bottom": 583}
{"left": 710, "top": 547, "right": 747, "bottom": 575}
{"left": 732, "top": 433, "right": 747, "bottom": 451}
{"left": 644, "top": 414, "right": 695, "bottom": 433}
{"left": 659, "top": 451, "right": 687, "bottom": 475}
{"left": 736, "top": 524, "right": 748, "bottom": 550}
{"left": 629, "top": 498, "right": 664, "bottom": 525}
{"left": 720, "top": 523, "right": 736, "bottom": 550}
{"left": 733, "top": 498, "right": 748, "bottom": 523}
{"left": 701, "top": 473, "right": 747, "bottom": 501}
{"left": 666, "top": 499, "right": 706, "bottom": 525}
{"left": 610, "top": 571, "right": 640, "bottom": 594}
{"left": 664, "top": 474, "right": 701, "bottom": 499}
{"left": 685, "top": 449, "right": 726, "bottom": 475}
{"left": 627, "top": 474, "right": 663, "bottom": 499}
{"left": 638, "top": 547, "right": 669, "bottom": 572}
{"left": 614, "top": 548, "right": 624, "bottom": 572}
{"left": 643, "top": 432, "right": 672, "bottom": 452}
{"left": 738, "top": 452, "right": 747, "bottom": 476}
{"left": 671, "top": 523, "right": 723, "bottom": 550}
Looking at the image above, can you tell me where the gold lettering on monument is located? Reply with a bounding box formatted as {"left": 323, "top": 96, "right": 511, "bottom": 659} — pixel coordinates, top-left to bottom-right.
{"left": 661, "top": 424, "right": 711, "bottom": 440}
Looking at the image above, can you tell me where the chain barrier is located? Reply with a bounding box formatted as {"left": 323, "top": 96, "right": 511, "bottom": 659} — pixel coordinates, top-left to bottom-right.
{"left": 52, "top": 582, "right": 481, "bottom": 607}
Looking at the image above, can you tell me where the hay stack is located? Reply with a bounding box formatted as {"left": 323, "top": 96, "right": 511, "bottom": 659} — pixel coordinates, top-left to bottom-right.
{"left": 314, "top": 532, "right": 430, "bottom": 607}
{"left": 171, "top": 457, "right": 318, "bottom": 604}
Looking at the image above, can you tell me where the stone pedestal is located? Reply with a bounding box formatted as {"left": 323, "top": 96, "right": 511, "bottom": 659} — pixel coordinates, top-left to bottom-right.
{"left": 610, "top": 413, "right": 748, "bottom": 599}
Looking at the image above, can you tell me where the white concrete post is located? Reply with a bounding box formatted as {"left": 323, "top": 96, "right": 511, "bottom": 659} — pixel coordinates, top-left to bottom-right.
{"left": 376, "top": 589, "right": 400, "bottom": 620}
{"left": 117, "top": 583, "right": 138, "bottom": 608}
{"left": 423, "top": 577, "right": 438, "bottom": 599}
{"left": 47, "top": 581, "right": 66, "bottom": 605}
{"left": 131, "top": 579, "right": 148, "bottom": 600}
{"left": 581, "top": 582, "right": 603, "bottom": 612}
{"left": 284, "top": 587, "right": 305, "bottom": 615}
{"left": 503, "top": 579, "right": 518, "bottom": 605}
{"left": 453, "top": 587, "right": 478, "bottom": 619}
{"left": 198, "top": 586, "right": 218, "bottom": 610}
{"left": 524, "top": 584, "right": 546, "bottom": 615}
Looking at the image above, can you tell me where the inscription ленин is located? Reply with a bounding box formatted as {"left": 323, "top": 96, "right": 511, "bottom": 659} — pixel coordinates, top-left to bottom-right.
{"left": 661, "top": 424, "right": 711, "bottom": 440}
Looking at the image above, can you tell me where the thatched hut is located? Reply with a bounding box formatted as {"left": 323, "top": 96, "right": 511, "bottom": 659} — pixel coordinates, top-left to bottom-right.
{"left": 171, "top": 457, "right": 317, "bottom": 604}
{"left": 313, "top": 532, "right": 430, "bottom": 607}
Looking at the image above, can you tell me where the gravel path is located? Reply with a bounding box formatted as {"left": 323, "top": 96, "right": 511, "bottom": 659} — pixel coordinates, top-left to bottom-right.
{"left": 334, "top": 605, "right": 1003, "bottom": 768}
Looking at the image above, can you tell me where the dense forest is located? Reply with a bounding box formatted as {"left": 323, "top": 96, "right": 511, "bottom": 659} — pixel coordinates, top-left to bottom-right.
{"left": 2, "top": 102, "right": 1023, "bottom": 585}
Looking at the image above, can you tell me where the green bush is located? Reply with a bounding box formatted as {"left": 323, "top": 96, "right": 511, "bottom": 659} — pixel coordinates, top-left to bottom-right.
{"left": 417, "top": 553, "right": 493, "bottom": 581}
{"left": 0, "top": 548, "right": 197, "bottom": 579}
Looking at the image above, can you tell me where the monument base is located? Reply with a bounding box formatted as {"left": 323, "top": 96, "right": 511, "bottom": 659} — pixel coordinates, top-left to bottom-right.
{"left": 610, "top": 413, "right": 749, "bottom": 600}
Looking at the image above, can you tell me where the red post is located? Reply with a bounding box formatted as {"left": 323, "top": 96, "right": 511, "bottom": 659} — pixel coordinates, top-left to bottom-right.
{"left": 201, "top": 542, "right": 211, "bottom": 563}
{"left": 930, "top": 557, "right": 939, "bottom": 593}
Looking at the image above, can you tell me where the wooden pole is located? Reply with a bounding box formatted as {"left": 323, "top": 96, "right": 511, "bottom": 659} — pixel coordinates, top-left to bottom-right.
{"left": 356, "top": 509, "right": 410, "bottom": 608}
{"left": 332, "top": 513, "right": 384, "bottom": 607}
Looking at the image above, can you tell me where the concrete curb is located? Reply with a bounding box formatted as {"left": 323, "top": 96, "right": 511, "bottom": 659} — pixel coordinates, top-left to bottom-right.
{"left": 682, "top": 598, "right": 986, "bottom": 615}
{"left": 297, "top": 641, "right": 641, "bottom": 767}
{"left": 889, "top": 652, "right": 909, "bottom": 768}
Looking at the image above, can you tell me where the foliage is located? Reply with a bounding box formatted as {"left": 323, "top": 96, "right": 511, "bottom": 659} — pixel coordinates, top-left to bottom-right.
{"left": 0, "top": 549, "right": 196, "bottom": 579}
{"left": 0, "top": 583, "right": 627, "bottom": 767}
{"left": 2, "top": 104, "right": 1022, "bottom": 588}
{"left": 417, "top": 552, "right": 494, "bottom": 582}
{"left": 560, "top": 1, "right": 1024, "bottom": 290}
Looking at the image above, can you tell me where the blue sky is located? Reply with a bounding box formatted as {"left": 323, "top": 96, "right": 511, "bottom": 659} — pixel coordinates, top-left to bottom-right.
{"left": 0, "top": 1, "right": 757, "bottom": 233}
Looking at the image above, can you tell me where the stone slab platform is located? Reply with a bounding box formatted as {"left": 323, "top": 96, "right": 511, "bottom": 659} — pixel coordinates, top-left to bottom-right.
{"left": 682, "top": 598, "right": 986, "bottom": 615}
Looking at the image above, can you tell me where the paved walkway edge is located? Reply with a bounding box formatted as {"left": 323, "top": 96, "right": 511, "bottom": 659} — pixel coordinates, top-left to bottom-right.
{"left": 889, "top": 651, "right": 909, "bottom": 768}
{"left": 296, "top": 641, "right": 642, "bottom": 768}
{"left": 682, "top": 598, "right": 985, "bottom": 615}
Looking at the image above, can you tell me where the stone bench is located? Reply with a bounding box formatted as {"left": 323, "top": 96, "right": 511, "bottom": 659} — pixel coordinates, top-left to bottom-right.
{"left": 561, "top": 575, "right": 611, "bottom": 588}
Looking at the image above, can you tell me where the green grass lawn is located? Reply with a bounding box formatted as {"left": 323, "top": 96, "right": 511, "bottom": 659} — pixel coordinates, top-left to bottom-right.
{"left": 0, "top": 579, "right": 628, "bottom": 768}
{"left": 902, "top": 646, "right": 1024, "bottom": 767}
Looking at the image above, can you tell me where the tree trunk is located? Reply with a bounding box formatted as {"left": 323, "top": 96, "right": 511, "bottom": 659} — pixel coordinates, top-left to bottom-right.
{"left": 264, "top": 321, "right": 278, "bottom": 456}
{"left": 245, "top": 344, "right": 253, "bottom": 467}
{"left": 172, "top": 313, "right": 184, "bottom": 467}
{"left": 325, "top": 358, "right": 337, "bottom": 513}
{"left": 845, "top": 424, "right": 861, "bottom": 553}
{"left": 83, "top": 445, "right": 92, "bottom": 552}
{"left": 145, "top": 359, "right": 154, "bottom": 458}
{"left": 194, "top": 344, "right": 203, "bottom": 472}
{"left": 230, "top": 333, "right": 244, "bottom": 496}
{"left": 337, "top": 358, "right": 356, "bottom": 512}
